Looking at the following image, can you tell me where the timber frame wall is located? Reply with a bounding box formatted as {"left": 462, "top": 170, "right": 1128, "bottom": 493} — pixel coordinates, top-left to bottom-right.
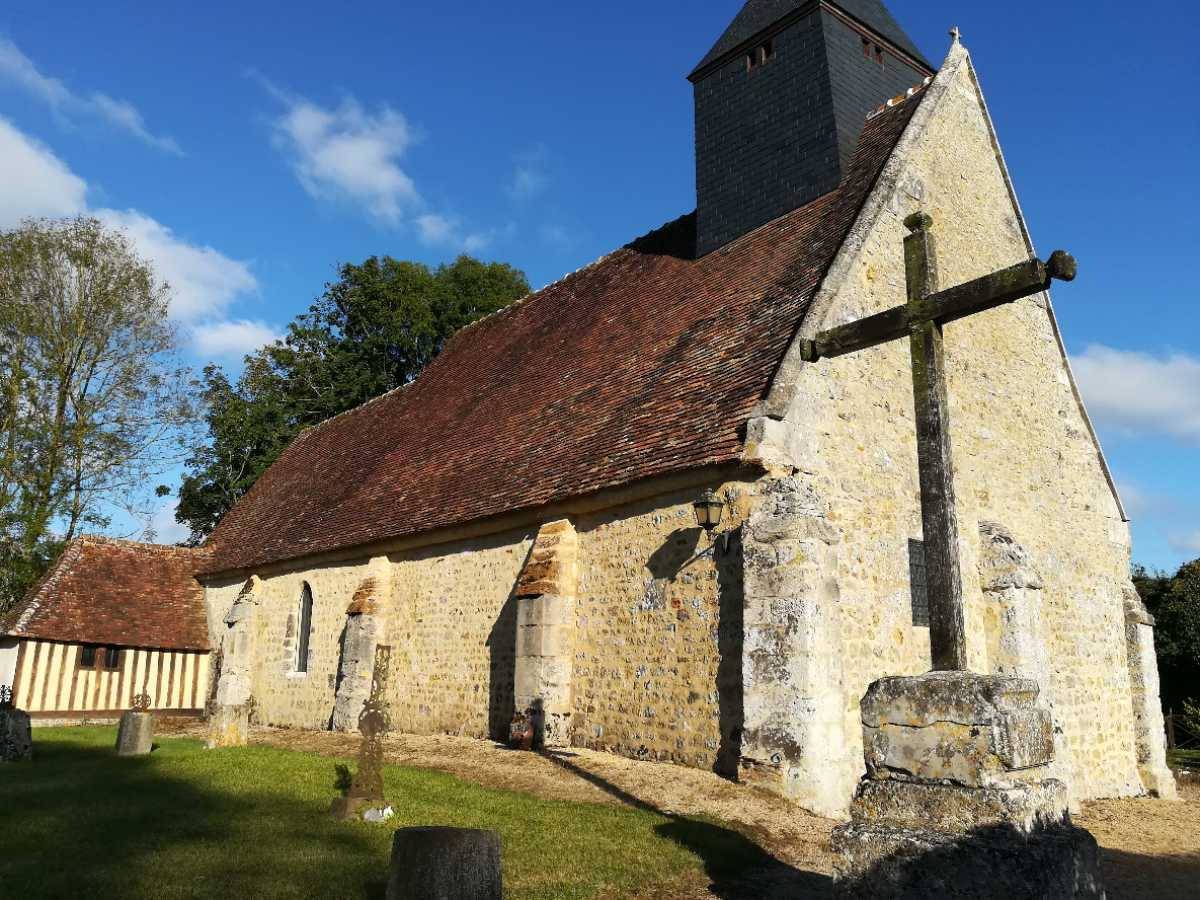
{"left": 11, "top": 638, "right": 209, "bottom": 719}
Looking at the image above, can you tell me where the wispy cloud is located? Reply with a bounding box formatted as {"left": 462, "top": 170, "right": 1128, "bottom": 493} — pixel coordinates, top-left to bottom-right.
{"left": 1071, "top": 344, "right": 1200, "bottom": 444}
{"left": 507, "top": 144, "right": 551, "bottom": 200}
{"left": 0, "top": 37, "right": 181, "bottom": 154}
{"left": 0, "top": 115, "right": 258, "bottom": 344}
{"left": 191, "top": 319, "right": 279, "bottom": 359}
{"left": 1169, "top": 531, "right": 1200, "bottom": 556}
{"left": 145, "top": 496, "right": 190, "bottom": 545}
{"left": 539, "top": 223, "right": 576, "bottom": 251}
{"left": 260, "top": 78, "right": 418, "bottom": 225}
{"left": 417, "top": 213, "right": 511, "bottom": 253}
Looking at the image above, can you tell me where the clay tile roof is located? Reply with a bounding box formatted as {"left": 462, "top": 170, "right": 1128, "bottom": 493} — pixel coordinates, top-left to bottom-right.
{"left": 2, "top": 537, "right": 211, "bottom": 651}
{"left": 201, "top": 90, "right": 925, "bottom": 576}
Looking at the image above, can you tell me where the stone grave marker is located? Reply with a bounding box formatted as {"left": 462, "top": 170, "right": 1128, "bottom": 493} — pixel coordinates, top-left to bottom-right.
{"left": 386, "top": 827, "right": 502, "bottom": 900}
{"left": 0, "top": 685, "right": 33, "bottom": 762}
{"left": 803, "top": 210, "right": 1104, "bottom": 896}
{"left": 116, "top": 691, "right": 155, "bottom": 757}
{"left": 332, "top": 644, "right": 392, "bottom": 821}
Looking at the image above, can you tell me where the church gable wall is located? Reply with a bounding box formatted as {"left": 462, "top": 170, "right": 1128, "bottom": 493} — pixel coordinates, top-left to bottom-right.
{"left": 758, "top": 48, "right": 1143, "bottom": 805}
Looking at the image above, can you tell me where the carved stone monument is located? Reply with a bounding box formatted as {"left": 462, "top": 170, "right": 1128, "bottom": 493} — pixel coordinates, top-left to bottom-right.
{"left": 0, "top": 685, "right": 33, "bottom": 762}
{"left": 804, "top": 212, "right": 1106, "bottom": 896}
{"left": 207, "top": 576, "right": 260, "bottom": 749}
{"left": 332, "top": 644, "right": 392, "bottom": 821}
{"left": 116, "top": 691, "right": 155, "bottom": 757}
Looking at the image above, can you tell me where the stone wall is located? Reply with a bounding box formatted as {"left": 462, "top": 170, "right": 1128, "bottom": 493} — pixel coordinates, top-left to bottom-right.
{"left": 202, "top": 476, "right": 752, "bottom": 766}
{"left": 748, "top": 42, "right": 1148, "bottom": 811}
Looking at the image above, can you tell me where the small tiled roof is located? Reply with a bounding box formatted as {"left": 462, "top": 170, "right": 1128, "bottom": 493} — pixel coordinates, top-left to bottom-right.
{"left": 201, "top": 90, "right": 926, "bottom": 576}
{"left": 2, "top": 537, "right": 211, "bottom": 651}
{"left": 691, "top": 0, "right": 933, "bottom": 78}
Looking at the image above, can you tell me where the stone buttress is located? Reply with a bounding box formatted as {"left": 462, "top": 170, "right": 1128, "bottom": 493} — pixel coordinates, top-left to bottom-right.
{"left": 740, "top": 476, "right": 853, "bottom": 817}
{"left": 977, "top": 522, "right": 1078, "bottom": 806}
{"left": 1122, "top": 589, "right": 1177, "bottom": 799}
{"left": 332, "top": 556, "right": 393, "bottom": 733}
{"left": 512, "top": 520, "right": 578, "bottom": 748}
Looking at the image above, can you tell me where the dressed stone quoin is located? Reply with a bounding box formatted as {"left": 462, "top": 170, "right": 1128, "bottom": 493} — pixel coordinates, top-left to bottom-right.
{"left": 1, "top": 0, "right": 1174, "bottom": 828}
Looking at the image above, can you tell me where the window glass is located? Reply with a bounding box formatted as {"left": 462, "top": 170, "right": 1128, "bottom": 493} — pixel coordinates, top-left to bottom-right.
{"left": 104, "top": 647, "right": 121, "bottom": 670}
{"left": 295, "top": 584, "right": 314, "bottom": 673}
{"left": 80, "top": 646, "right": 97, "bottom": 668}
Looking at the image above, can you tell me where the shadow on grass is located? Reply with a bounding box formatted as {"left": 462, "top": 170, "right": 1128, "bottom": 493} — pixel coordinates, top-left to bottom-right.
{"left": 0, "top": 730, "right": 387, "bottom": 900}
{"left": 539, "top": 749, "right": 830, "bottom": 899}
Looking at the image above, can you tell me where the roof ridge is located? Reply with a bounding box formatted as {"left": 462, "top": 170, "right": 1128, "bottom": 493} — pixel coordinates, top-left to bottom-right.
{"left": 865, "top": 75, "right": 933, "bottom": 121}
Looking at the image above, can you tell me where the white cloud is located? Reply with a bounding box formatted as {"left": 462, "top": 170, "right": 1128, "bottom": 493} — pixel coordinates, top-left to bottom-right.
{"left": 540, "top": 223, "right": 575, "bottom": 251}
{"left": 0, "top": 37, "right": 181, "bottom": 154}
{"left": 417, "top": 213, "right": 510, "bottom": 254}
{"left": 192, "top": 319, "right": 279, "bottom": 358}
{"left": 263, "top": 82, "right": 417, "bottom": 224}
{"left": 0, "top": 117, "right": 87, "bottom": 223}
{"left": 146, "top": 497, "right": 190, "bottom": 545}
{"left": 507, "top": 144, "right": 551, "bottom": 200}
{"left": 1071, "top": 345, "right": 1200, "bottom": 444}
{"left": 0, "top": 115, "right": 258, "bottom": 341}
{"left": 95, "top": 209, "right": 258, "bottom": 323}
{"left": 1169, "top": 531, "right": 1200, "bottom": 556}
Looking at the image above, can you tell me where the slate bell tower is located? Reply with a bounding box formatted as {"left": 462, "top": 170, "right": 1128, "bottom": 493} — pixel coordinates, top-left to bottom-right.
{"left": 691, "top": 0, "right": 934, "bottom": 256}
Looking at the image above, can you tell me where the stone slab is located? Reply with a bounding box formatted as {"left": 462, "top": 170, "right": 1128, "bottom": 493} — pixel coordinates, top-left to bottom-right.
{"left": 850, "top": 778, "right": 1069, "bottom": 835}
{"left": 116, "top": 710, "right": 154, "bottom": 757}
{"left": 386, "top": 827, "right": 502, "bottom": 900}
{"left": 0, "top": 708, "right": 33, "bottom": 762}
{"left": 861, "top": 672, "right": 1054, "bottom": 787}
{"left": 832, "top": 820, "right": 1104, "bottom": 899}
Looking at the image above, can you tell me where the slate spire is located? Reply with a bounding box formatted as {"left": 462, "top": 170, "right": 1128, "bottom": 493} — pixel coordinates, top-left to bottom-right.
{"left": 690, "top": 0, "right": 933, "bottom": 256}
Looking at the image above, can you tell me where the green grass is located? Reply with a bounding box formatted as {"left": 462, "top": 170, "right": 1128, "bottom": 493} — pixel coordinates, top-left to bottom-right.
{"left": 1170, "top": 748, "right": 1200, "bottom": 769}
{"left": 0, "top": 727, "right": 775, "bottom": 900}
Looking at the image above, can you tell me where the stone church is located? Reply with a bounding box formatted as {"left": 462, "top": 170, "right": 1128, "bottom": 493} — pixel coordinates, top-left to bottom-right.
{"left": 19, "top": 0, "right": 1180, "bottom": 817}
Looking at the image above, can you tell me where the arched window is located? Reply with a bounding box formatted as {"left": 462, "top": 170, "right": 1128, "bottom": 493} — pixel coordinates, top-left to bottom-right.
{"left": 295, "top": 583, "right": 314, "bottom": 673}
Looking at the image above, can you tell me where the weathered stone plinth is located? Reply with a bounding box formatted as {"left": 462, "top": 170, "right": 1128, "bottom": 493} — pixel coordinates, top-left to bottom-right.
{"left": 0, "top": 708, "right": 33, "bottom": 762}
{"left": 833, "top": 672, "right": 1105, "bottom": 899}
{"left": 386, "top": 827, "right": 501, "bottom": 900}
{"left": 116, "top": 710, "right": 154, "bottom": 757}
{"left": 205, "top": 704, "right": 249, "bottom": 749}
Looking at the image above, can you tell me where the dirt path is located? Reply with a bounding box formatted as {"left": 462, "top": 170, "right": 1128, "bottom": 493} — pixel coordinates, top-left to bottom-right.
{"left": 167, "top": 722, "right": 1199, "bottom": 898}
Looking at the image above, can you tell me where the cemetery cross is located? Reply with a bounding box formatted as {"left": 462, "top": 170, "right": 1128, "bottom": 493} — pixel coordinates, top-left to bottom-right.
{"left": 800, "top": 212, "right": 1076, "bottom": 671}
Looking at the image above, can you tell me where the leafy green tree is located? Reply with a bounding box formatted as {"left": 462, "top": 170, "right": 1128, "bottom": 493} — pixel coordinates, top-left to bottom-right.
{"left": 1134, "top": 559, "right": 1200, "bottom": 712}
{"left": 177, "top": 255, "right": 528, "bottom": 540}
{"left": 0, "top": 217, "right": 198, "bottom": 613}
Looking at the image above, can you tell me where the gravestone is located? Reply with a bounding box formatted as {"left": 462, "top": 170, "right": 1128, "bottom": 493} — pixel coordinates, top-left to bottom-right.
{"left": 332, "top": 645, "right": 392, "bottom": 821}
{"left": 116, "top": 692, "right": 155, "bottom": 757}
{"left": 386, "top": 828, "right": 502, "bottom": 900}
{"left": 0, "top": 686, "right": 33, "bottom": 762}
{"left": 804, "top": 210, "right": 1105, "bottom": 896}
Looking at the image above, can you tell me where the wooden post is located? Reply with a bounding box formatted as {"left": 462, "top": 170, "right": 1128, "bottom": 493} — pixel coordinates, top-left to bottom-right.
{"left": 904, "top": 213, "right": 967, "bottom": 671}
{"left": 1167, "top": 709, "right": 1176, "bottom": 752}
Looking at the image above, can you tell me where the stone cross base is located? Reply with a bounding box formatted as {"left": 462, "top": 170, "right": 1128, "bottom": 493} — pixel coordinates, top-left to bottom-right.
{"left": 116, "top": 710, "right": 154, "bottom": 757}
{"left": 832, "top": 672, "right": 1105, "bottom": 899}
{"left": 205, "top": 704, "right": 249, "bottom": 749}
{"left": 0, "top": 708, "right": 33, "bottom": 762}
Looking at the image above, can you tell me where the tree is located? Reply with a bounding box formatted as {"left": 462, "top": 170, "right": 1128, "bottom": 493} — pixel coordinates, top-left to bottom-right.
{"left": 1134, "top": 559, "right": 1200, "bottom": 712}
{"left": 0, "top": 217, "right": 198, "bottom": 613}
{"left": 177, "top": 254, "right": 528, "bottom": 540}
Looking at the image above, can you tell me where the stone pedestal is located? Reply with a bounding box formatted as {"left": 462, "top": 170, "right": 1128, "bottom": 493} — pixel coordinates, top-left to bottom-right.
{"left": 386, "top": 827, "right": 502, "bottom": 900}
{"left": 116, "top": 710, "right": 154, "bottom": 757}
{"left": 0, "top": 708, "right": 33, "bottom": 762}
{"left": 832, "top": 672, "right": 1105, "bottom": 899}
{"left": 206, "top": 703, "right": 249, "bottom": 749}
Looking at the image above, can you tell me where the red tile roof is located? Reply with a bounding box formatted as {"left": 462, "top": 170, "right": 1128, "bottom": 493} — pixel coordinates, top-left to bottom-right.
{"left": 202, "top": 92, "right": 925, "bottom": 576}
{"left": 2, "top": 537, "right": 211, "bottom": 651}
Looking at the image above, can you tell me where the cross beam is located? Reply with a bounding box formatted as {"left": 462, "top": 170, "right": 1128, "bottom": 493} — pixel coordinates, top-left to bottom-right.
{"left": 800, "top": 212, "right": 1076, "bottom": 671}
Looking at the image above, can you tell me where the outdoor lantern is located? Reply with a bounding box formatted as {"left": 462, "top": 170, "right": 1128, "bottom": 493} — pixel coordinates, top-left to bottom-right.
{"left": 693, "top": 489, "right": 725, "bottom": 531}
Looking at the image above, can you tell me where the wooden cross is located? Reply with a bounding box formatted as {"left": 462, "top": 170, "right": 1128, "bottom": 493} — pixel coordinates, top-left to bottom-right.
{"left": 800, "top": 212, "right": 1076, "bottom": 671}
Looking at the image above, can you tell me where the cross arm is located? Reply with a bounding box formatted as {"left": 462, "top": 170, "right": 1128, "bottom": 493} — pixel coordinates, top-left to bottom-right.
{"left": 800, "top": 250, "right": 1076, "bottom": 363}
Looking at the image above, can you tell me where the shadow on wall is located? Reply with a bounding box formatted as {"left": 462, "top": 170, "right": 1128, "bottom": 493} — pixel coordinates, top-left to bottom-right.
{"left": 486, "top": 589, "right": 519, "bottom": 743}
{"left": 539, "top": 748, "right": 828, "bottom": 899}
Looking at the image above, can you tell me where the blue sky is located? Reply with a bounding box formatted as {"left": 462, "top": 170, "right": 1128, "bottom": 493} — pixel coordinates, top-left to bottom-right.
{"left": 0, "top": 1, "right": 1195, "bottom": 569}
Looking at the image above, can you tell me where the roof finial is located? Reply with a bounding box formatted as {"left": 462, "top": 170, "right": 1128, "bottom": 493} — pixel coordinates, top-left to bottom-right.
{"left": 949, "top": 26, "right": 962, "bottom": 44}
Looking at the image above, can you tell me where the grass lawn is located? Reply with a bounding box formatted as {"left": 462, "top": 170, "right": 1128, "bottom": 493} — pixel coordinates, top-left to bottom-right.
{"left": 0, "top": 727, "right": 771, "bottom": 900}
{"left": 1170, "top": 748, "right": 1200, "bottom": 769}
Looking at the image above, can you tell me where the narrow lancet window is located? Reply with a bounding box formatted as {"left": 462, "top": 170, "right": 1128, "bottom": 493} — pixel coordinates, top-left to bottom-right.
{"left": 295, "top": 583, "right": 314, "bottom": 673}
